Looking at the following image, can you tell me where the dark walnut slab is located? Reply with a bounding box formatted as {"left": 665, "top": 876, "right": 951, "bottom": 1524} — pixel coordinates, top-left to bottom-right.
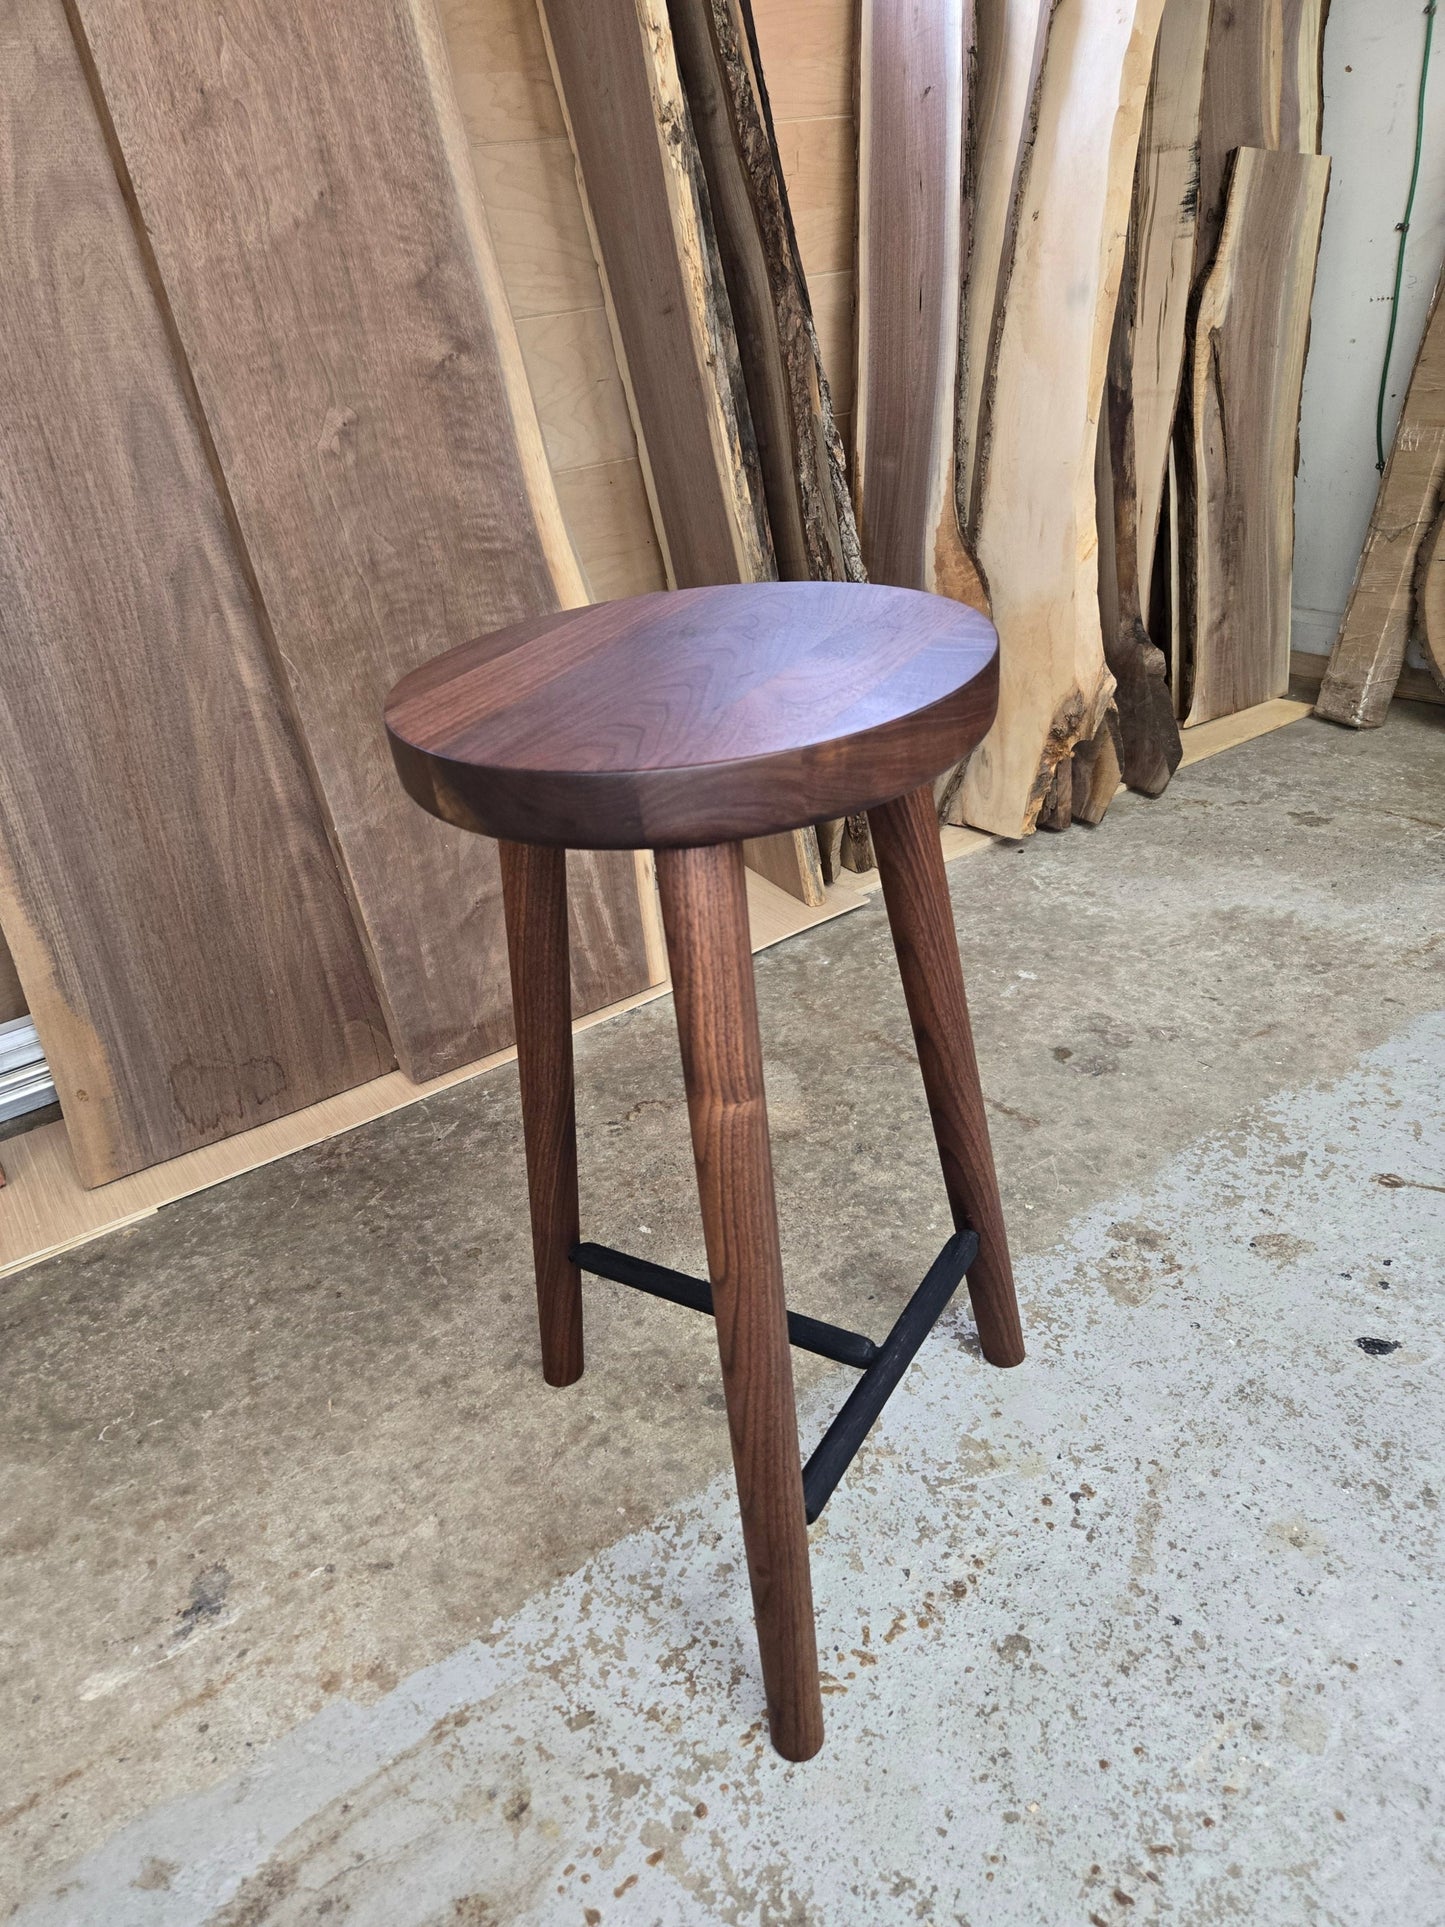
{"left": 387, "top": 582, "right": 998, "bottom": 848}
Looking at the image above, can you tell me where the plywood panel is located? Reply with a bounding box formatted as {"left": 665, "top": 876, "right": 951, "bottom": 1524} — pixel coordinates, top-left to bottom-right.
{"left": 73, "top": 0, "right": 655, "bottom": 1083}
{"left": 0, "top": 0, "right": 393, "bottom": 1184}
{"left": 466, "top": 134, "right": 607, "bottom": 317}
{"left": 554, "top": 461, "right": 670, "bottom": 601}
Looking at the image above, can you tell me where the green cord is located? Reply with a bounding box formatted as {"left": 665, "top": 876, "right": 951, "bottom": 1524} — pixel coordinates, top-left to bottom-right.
{"left": 1376, "top": 3, "right": 1437, "bottom": 472}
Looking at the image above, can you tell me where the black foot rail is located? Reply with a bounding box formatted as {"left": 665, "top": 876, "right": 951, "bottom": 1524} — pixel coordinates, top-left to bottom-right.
{"left": 571, "top": 1229, "right": 978, "bottom": 1523}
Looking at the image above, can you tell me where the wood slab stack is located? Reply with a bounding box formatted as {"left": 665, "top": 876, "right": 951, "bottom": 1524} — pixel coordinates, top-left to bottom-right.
{"left": 0, "top": 0, "right": 661, "bottom": 1185}
{"left": 0, "top": 0, "right": 1357, "bottom": 1190}
{"left": 1160, "top": 0, "right": 1331, "bottom": 731}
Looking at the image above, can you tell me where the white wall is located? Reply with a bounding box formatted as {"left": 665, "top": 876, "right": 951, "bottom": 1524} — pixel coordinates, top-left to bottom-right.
{"left": 1293, "top": 1, "right": 1445, "bottom": 655}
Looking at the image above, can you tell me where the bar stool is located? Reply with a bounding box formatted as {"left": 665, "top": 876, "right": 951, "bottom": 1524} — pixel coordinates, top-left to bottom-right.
{"left": 385, "top": 581, "right": 1025, "bottom": 1761}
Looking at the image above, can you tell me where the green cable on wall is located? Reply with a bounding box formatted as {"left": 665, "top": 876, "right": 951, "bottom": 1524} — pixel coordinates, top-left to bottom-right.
{"left": 1376, "top": 2, "right": 1437, "bottom": 471}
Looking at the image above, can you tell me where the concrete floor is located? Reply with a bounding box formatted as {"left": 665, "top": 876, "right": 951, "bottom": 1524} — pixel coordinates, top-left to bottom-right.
{"left": 2, "top": 704, "right": 1442, "bottom": 1922}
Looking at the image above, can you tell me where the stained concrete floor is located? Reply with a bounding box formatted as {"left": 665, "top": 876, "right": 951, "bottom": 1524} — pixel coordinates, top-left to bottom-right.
{"left": 2, "top": 704, "right": 1442, "bottom": 1922}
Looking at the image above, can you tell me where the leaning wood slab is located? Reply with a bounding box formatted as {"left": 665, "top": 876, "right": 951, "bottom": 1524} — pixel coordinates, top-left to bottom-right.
{"left": 1280, "top": 0, "right": 1328, "bottom": 153}
{"left": 1414, "top": 506, "right": 1445, "bottom": 692}
{"left": 667, "top": 0, "right": 862, "bottom": 585}
{"left": 537, "top": 0, "right": 771, "bottom": 588}
{"left": 956, "top": 0, "right": 1167, "bottom": 838}
{"left": 1102, "top": 223, "right": 1182, "bottom": 794}
{"left": 748, "top": 0, "right": 859, "bottom": 427}
{"left": 0, "top": 0, "right": 392, "bottom": 1185}
{"left": 956, "top": 0, "right": 1055, "bottom": 539}
{"left": 1182, "top": 149, "right": 1329, "bottom": 726}
{"left": 73, "top": 0, "right": 655, "bottom": 1082}
{"left": 1317, "top": 270, "right": 1445, "bottom": 727}
{"left": 856, "top": 0, "right": 986, "bottom": 615}
{"left": 1193, "top": 0, "right": 1328, "bottom": 276}
{"left": 1128, "top": 0, "right": 1215, "bottom": 638}
{"left": 539, "top": 0, "right": 825, "bottom": 903}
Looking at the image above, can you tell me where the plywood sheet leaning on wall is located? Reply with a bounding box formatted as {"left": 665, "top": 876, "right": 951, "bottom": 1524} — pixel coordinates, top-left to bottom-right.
{"left": 1316, "top": 270, "right": 1445, "bottom": 727}
{"left": 667, "top": 0, "right": 862, "bottom": 587}
{"left": 855, "top": 0, "right": 985, "bottom": 617}
{"left": 72, "top": 0, "right": 655, "bottom": 1084}
{"left": 748, "top": 0, "right": 858, "bottom": 438}
{"left": 0, "top": 0, "right": 394, "bottom": 1184}
{"left": 955, "top": 0, "right": 1167, "bottom": 839}
{"left": 439, "top": 0, "right": 669, "bottom": 603}
{"left": 1127, "top": 0, "right": 1214, "bottom": 663}
{"left": 538, "top": 0, "right": 825, "bottom": 905}
{"left": 1180, "top": 149, "right": 1329, "bottom": 726}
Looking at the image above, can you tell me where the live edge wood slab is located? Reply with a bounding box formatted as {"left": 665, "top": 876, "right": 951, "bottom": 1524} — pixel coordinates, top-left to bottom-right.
{"left": 386, "top": 582, "right": 998, "bottom": 848}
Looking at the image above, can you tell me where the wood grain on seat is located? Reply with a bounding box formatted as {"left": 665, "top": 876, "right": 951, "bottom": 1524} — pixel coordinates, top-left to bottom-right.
{"left": 386, "top": 582, "right": 998, "bottom": 848}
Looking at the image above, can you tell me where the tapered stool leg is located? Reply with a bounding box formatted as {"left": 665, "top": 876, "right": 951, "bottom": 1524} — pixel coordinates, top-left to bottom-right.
{"left": 868, "top": 786, "right": 1026, "bottom": 1368}
{"left": 499, "top": 840, "right": 583, "bottom": 1387}
{"left": 655, "top": 841, "right": 824, "bottom": 1762}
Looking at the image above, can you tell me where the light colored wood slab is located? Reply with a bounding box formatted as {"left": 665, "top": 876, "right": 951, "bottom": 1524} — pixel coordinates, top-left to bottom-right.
{"left": 74, "top": 0, "right": 656, "bottom": 1083}
{"left": 957, "top": 0, "right": 1167, "bottom": 838}
{"left": 0, "top": 0, "right": 394, "bottom": 1186}
{"left": 1280, "top": 0, "right": 1328, "bottom": 153}
{"left": 1316, "top": 271, "right": 1445, "bottom": 728}
{"left": 956, "top": 0, "right": 1053, "bottom": 537}
{"left": 1414, "top": 506, "right": 1445, "bottom": 692}
{"left": 669, "top": 0, "right": 862, "bottom": 588}
{"left": 0, "top": 867, "right": 869, "bottom": 1282}
{"left": 1130, "top": 0, "right": 1215, "bottom": 617}
{"left": 1181, "top": 148, "right": 1329, "bottom": 726}
{"left": 856, "top": 0, "right": 986, "bottom": 614}
{"left": 1291, "top": 651, "right": 1443, "bottom": 709}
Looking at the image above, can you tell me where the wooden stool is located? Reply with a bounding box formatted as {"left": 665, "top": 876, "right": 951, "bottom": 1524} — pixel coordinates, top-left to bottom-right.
{"left": 386, "top": 581, "right": 1025, "bottom": 1761}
